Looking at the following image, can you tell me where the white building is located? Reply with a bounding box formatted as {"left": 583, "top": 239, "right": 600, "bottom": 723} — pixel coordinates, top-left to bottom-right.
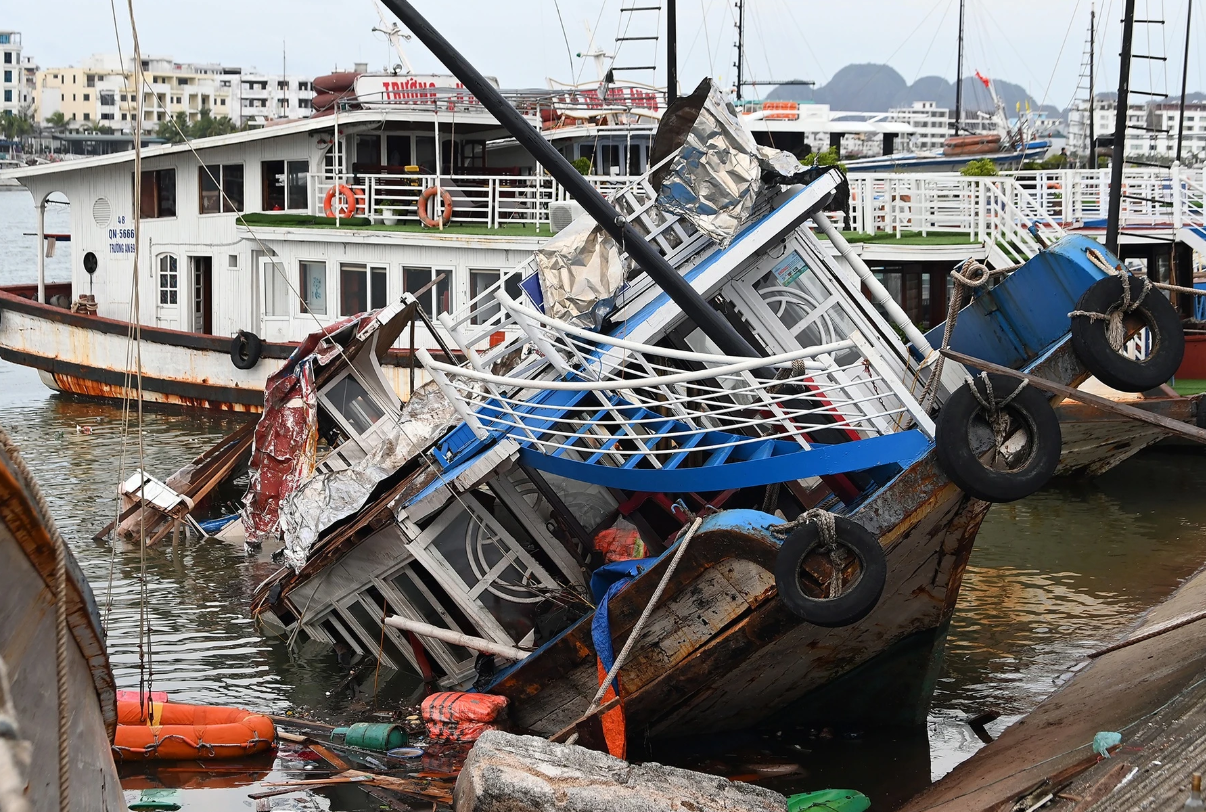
{"left": 1067, "top": 97, "right": 1158, "bottom": 159}
{"left": 888, "top": 101, "right": 950, "bottom": 153}
{"left": 1, "top": 31, "right": 22, "bottom": 115}
{"left": 235, "top": 73, "right": 315, "bottom": 127}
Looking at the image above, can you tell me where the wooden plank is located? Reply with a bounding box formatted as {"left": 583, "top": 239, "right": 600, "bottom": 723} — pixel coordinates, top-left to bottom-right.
{"left": 941, "top": 349, "right": 1206, "bottom": 444}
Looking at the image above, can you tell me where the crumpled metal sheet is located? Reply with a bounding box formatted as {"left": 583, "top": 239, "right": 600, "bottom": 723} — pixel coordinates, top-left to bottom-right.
{"left": 535, "top": 214, "right": 628, "bottom": 324}
{"left": 241, "top": 312, "right": 378, "bottom": 548}
{"left": 654, "top": 79, "right": 804, "bottom": 245}
{"left": 277, "top": 380, "right": 456, "bottom": 571}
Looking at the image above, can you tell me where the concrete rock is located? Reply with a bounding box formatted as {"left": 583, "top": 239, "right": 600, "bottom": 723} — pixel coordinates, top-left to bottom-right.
{"left": 454, "top": 730, "right": 787, "bottom": 812}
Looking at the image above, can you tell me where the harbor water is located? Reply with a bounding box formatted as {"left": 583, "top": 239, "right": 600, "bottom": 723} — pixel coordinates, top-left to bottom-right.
{"left": 4, "top": 191, "right": 1206, "bottom": 808}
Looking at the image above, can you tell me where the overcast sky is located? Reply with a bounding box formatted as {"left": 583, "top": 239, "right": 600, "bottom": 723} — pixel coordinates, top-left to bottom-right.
{"left": 6, "top": 0, "right": 1203, "bottom": 111}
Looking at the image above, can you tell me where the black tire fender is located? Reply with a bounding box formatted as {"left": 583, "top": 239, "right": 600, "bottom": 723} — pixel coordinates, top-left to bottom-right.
{"left": 936, "top": 373, "right": 1062, "bottom": 503}
{"left": 1071, "top": 275, "right": 1184, "bottom": 393}
{"left": 773, "top": 516, "right": 887, "bottom": 627}
{"left": 230, "top": 330, "right": 263, "bottom": 370}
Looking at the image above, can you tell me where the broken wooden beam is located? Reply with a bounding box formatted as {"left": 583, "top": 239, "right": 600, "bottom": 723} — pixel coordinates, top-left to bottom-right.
{"left": 941, "top": 349, "right": 1206, "bottom": 445}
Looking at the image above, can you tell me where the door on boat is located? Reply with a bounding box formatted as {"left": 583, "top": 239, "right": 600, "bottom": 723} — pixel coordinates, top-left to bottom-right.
{"left": 259, "top": 257, "right": 292, "bottom": 343}
{"left": 188, "top": 255, "right": 213, "bottom": 334}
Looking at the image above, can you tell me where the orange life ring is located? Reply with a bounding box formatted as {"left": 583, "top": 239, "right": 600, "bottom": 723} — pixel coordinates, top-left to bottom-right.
{"left": 418, "top": 186, "right": 454, "bottom": 227}
{"left": 323, "top": 183, "right": 360, "bottom": 218}
{"left": 113, "top": 699, "right": 276, "bottom": 761}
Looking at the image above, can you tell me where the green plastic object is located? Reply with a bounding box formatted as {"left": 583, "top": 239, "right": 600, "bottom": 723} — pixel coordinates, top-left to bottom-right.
{"left": 330, "top": 722, "right": 408, "bottom": 752}
{"left": 128, "top": 789, "right": 182, "bottom": 811}
{"left": 786, "top": 789, "right": 871, "bottom": 812}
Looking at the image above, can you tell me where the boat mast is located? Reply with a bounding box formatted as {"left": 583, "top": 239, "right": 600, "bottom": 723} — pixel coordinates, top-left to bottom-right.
{"left": 734, "top": 0, "right": 745, "bottom": 99}
{"left": 1106, "top": 0, "right": 1137, "bottom": 254}
{"left": 1177, "top": 0, "right": 1193, "bottom": 162}
{"left": 379, "top": 0, "right": 764, "bottom": 361}
{"left": 667, "top": 0, "right": 677, "bottom": 105}
{"left": 1089, "top": 2, "right": 1096, "bottom": 168}
{"left": 954, "top": 0, "right": 965, "bottom": 133}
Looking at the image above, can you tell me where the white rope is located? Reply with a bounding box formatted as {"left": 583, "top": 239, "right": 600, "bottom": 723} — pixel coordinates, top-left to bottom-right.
{"left": 570, "top": 515, "right": 705, "bottom": 742}
{"left": 0, "top": 427, "right": 70, "bottom": 810}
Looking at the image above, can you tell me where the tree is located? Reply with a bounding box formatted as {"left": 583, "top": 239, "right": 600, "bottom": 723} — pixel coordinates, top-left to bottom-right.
{"left": 155, "top": 112, "right": 190, "bottom": 143}
{"left": 960, "top": 158, "right": 999, "bottom": 176}
{"left": 0, "top": 112, "right": 33, "bottom": 141}
{"left": 45, "top": 111, "right": 67, "bottom": 130}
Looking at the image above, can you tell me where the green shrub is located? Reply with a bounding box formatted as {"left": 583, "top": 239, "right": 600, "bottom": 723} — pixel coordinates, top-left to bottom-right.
{"left": 571, "top": 157, "right": 592, "bottom": 175}
{"left": 960, "top": 158, "right": 1000, "bottom": 176}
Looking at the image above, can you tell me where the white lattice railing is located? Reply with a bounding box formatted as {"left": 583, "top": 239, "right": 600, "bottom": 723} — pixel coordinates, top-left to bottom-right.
{"left": 418, "top": 293, "right": 934, "bottom": 469}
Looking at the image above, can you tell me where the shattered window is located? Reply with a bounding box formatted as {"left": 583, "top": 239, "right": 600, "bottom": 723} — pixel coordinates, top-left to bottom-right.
{"left": 325, "top": 373, "right": 385, "bottom": 436}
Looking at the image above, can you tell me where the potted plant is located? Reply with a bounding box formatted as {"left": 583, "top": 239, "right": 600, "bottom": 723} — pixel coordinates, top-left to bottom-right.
{"left": 377, "top": 198, "right": 400, "bottom": 226}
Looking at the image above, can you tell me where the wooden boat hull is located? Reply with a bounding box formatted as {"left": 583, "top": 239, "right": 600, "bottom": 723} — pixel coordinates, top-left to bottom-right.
{"left": 0, "top": 436, "right": 125, "bottom": 810}
{"left": 0, "top": 287, "right": 429, "bottom": 411}
{"left": 1054, "top": 393, "right": 1204, "bottom": 478}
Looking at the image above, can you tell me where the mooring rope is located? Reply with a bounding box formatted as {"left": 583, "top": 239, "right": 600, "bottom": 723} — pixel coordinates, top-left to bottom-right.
{"left": 0, "top": 426, "right": 70, "bottom": 809}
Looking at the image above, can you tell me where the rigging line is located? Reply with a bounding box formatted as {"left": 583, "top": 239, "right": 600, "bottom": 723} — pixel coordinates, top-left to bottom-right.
{"left": 576, "top": 0, "right": 612, "bottom": 85}
{"left": 551, "top": 0, "right": 577, "bottom": 83}
{"left": 846, "top": 0, "right": 950, "bottom": 103}
{"left": 747, "top": 1, "right": 776, "bottom": 92}
{"left": 1037, "top": 0, "right": 1084, "bottom": 108}
{"left": 699, "top": 0, "right": 714, "bottom": 76}
{"left": 776, "top": 0, "right": 828, "bottom": 85}
{"left": 976, "top": 1, "right": 1046, "bottom": 86}
{"left": 123, "top": 0, "right": 152, "bottom": 715}
{"left": 913, "top": 0, "right": 958, "bottom": 83}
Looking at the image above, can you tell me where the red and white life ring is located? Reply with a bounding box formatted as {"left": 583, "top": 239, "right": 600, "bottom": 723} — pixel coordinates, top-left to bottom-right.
{"left": 418, "top": 187, "right": 454, "bottom": 228}
{"left": 323, "top": 184, "right": 361, "bottom": 218}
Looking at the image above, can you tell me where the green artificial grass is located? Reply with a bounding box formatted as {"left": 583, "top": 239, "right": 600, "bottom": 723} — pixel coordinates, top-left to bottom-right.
{"left": 1171, "top": 378, "right": 1206, "bottom": 396}
{"left": 832, "top": 230, "right": 978, "bottom": 247}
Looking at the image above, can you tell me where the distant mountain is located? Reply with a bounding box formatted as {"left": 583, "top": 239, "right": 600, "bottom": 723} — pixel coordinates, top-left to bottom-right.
{"left": 764, "top": 63, "right": 1042, "bottom": 115}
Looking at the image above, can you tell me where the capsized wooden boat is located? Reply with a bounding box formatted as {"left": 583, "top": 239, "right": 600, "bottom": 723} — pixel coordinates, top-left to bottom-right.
{"left": 0, "top": 426, "right": 126, "bottom": 811}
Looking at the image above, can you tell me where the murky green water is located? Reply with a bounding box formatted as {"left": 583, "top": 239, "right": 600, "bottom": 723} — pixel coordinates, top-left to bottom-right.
{"left": 5, "top": 191, "right": 1206, "bottom": 808}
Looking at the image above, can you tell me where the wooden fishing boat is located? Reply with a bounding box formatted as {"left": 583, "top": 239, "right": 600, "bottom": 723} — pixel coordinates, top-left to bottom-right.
{"left": 0, "top": 426, "right": 125, "bottom": 811}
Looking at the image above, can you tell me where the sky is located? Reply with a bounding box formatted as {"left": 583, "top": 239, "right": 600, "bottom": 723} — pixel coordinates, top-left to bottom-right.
{"left": 5, "top": 0, "right": 1204, "bottom": 112}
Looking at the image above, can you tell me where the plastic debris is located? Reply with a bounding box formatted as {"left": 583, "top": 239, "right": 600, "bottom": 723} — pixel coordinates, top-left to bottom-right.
{"left": 786, "top": 790, "right": 870, "bottom": 812}
{"left": 1093, "top": 731, "right": 1123, "bottom": 757}
{"left": 422, "top": 692, "right": 509, "bottom": 743}
{"left": 388, "top": 747, "right": 424, "bottom": 759}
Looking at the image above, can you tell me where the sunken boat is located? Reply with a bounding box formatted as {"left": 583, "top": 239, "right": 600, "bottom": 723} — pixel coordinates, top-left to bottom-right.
{"left": 241, "top": 15, "right": 1202, "bottom": 745}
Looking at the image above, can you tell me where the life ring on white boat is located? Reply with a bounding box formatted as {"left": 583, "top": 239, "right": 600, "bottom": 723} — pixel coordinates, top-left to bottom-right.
{"left": 1070, "top": 275, "right": 1184, "bottom": 393}
{"left": 935, "top": 372, "right": 1061, "bottom": 503}
{"left": 773, "top": 513, "right": 886, "bottom": 627}
{"left": 417, "top": 187, "right": 454, "bottom": 227}
{"left": 230, "top": 330, "right": 263, "bottom": 370}
{"left": 323, "top": 184, "right": 361, "bottom": 219}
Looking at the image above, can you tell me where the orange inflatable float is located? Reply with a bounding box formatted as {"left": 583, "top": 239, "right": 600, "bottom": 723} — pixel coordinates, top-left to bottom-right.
{"left": 114, "top": 699, "right": 276, "bottom": 761}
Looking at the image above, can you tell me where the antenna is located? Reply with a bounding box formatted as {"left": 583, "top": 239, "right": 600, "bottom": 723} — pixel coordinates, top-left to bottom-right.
{"left": 371, "top": 0, "right": 414, "bottom": 73}
{"left": 580, "top": 20, "right": 611, "bottom": 81}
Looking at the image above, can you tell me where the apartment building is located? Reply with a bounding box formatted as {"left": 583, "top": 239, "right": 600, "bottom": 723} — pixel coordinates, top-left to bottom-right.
{"left": 236, "top": 73, "right": 314, "bottom": 127}
{"left": 35, "top": 54, "right": 237, "bottom": 130}
{"left": 888, "top": 101, "right": 950, "bottom": 152}
{"left": 1067, "top": 97, "right": 1166, "bottom": 158}
{"left": 1, "top": 31, "right": 22, "bottom": 115}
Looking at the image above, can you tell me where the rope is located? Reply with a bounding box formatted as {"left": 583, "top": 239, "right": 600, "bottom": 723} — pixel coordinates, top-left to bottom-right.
{"left": 964, "top": 371, "right": 1030, "bottom": 454}
{"left": 1070, "top": 248, "right": 1153, "bottom": 352}
{"left": 0, "top": 426, "right": 70, "bottom": 810}
{"left": 770, "top": 509, "right": 845, "bottom": 599}
{"left": 920, "top": 258, "right": 1020, "bottom": 412}
{"left": 573, "top": 515, "right": 705, "bottom": 737}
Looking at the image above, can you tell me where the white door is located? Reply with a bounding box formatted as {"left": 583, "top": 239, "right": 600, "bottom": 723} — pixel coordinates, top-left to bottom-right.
{"left": 259, "top": 256, "right": 292, "bottom": 343}
{"left": 154, "top": 254, "right": 181, "bottom": 330}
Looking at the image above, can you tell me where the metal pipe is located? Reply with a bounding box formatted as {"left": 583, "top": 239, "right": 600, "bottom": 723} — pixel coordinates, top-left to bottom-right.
{"left": 36, "top": 196, "right": 45, "bottom": 304}
{"left": 667, "top": 0, "right": 678, "bottom": 106}
{"left": 1107, "top": 0, "right": 1136, "bottom": 255}
{"left": 813, "top": 212, "right": 934, "bottom": 355}
{"left": 384, "top": 615, "right": 530, "bottom": 660}
{"left": 378, "top": 0, "right": 762, "bottom": 361}
{"left": 1089, "top": 2, "right": 1096, "bottom": 168}
{"left": 1177, "top": 0, "right": 1193, "bottom": 163}
{"left": 954, "top": 0, "right": 966, "bottom": 133}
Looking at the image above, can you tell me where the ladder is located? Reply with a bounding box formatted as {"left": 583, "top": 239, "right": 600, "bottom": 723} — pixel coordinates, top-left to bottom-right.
{"left": 1123, "top": 1, "right": 1172, "bottom": 164}
{"left": 608, "top": 1, "right": 663, "bottom": 88}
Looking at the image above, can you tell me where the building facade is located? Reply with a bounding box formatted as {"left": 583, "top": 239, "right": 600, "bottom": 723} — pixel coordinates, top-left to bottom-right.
{"left": 1063, "top": 97, "right": 1206, "bottom": 161}
{"left": 888, "top": 101, "right": 950, "bottom": 153}
{"left": 1, "top": 31, "right": 22, "bottom": 115}
{"left": 235, "top": 73, "right": 314, "bottom": 127}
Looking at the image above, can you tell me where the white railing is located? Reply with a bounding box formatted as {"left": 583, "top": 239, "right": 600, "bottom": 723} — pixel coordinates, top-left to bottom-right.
{"left": 307, "top": 172, "right": 646, "bottom": 230}
{"left": 420, "top": 294, "right": 934, "bottom": 469}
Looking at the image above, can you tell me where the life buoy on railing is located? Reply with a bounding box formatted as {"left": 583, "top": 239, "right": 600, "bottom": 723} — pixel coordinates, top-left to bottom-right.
{"left": 323, "top": 184, "right": 360, "bottom": 218}
{"left": 418, "top": 186, "right": 454, "bottom": 228}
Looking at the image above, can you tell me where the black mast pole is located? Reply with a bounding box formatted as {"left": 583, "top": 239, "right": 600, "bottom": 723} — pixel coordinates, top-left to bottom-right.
{"left": 667, "top": 0, "right": 678, "bottom": 105}
{"left": 735, "top": 0, "right": 745, "bottom": 100}
{"left": 954, "top": 0, "right": 965, "bottom": 133}
{"left": 1177, "top": 0, "right": 1193, "bottom": 162}
{"left": 1089, "top": 3, "right": 1097, "bottom": 168}
{"left": 377, "top": 0, "right": 762, "bottom": 361}
{"left": 1107, "top": 0, "right": 1136, "bottom": 255}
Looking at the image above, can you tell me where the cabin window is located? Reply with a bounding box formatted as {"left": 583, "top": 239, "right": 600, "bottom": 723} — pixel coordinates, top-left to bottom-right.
{"left": 627, "top": 144, "right": 643, "bottom": 176}
{"left": 405, "top": 266, "right": 452, "bottom": 316}
{"left": 339, "top": 263, "right": 388, "bottom": 316}
{"left": 326, "top": 373, "right": 385, "bottom": 435}
{"left": 598, "top": 144, "right": 621, "bottom": 175}
{"left": 199, "top": 164, "right": 244, "bottom": 214}
{"left": 415, "top": 136, "right": 436, "bottom": 173}
{"left": 469, "top": 268, "right": 521, "bottom": 324}
{"left": 136, "top": 168, "right": 176, "bottom": 218}
{"left": 385, "top": 135, "right": 411, "bottom": 167}
{"left": 461, "top": 140, "right": 486, "bottom": 170}
{"left": 299, "top": 260, "right": 327, "bottom": 316}
{"left": 355, "top": 134, "right": 381, "bottom": 170}
{"left": 261, "top": 159, "right": 308, "bottom": 211}
{"left": 157, "top": 254, "right": 179, "bottom": 305}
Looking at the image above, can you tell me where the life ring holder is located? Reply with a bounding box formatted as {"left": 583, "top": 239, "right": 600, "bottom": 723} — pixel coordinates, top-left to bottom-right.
{"left": 323, "top": 184, "right": 361, "bottom": 219}
{"left": 418, "top": 186, "right": 454, "bottom": 228}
